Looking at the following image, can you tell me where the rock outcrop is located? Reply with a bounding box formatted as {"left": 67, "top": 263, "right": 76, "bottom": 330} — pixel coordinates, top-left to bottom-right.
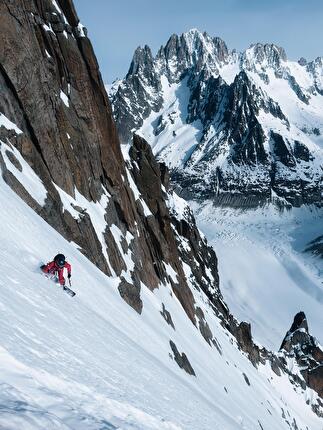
{"left": 169, "top": 340, "right": 196, "bottom": 376}
{"left": 280, "top": 312, "right": 323, "bottom": 398}
{"left": 128, "top": 134, "right": 221, "bottom": 329}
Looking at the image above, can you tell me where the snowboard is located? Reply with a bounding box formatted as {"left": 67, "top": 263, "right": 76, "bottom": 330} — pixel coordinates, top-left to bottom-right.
{"left": 40, "top": 265, "right": 76, "bottom": 297}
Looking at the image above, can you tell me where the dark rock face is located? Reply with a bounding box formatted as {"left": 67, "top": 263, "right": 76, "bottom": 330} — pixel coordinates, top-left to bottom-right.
{"left": 241, "top": 43, "right": 287, "bottom": 70}
{"left": 242, "top": 372, "right": 251, "bottom": 386}
{"left": 293, "top": 141, "right": 310, "bottom": 162}
{"left": 118, "top": 277, "right": 143, "bottom": 314}
{"left": 234, "top": 322, "right": 262, "bottom": 366}
{"left": 195, "top": 307, "right": 214, "bottom": 345}
{"left": 112, "top": 30, "right": 231, "bottom": 143}
{"left": 307, "top": 366, "right": 323, "bottom": 399}
{"left": 169, "top": 340, "right": 196, "bottom": 376}
{"left": 128, "top": 134, "right": 224, "bottom": 333}
{"left": 112, "top": 46, "right": 163, "bottom": 143}
{"left": 128, "top": 134, "right": 211, "bottom": 323}
{"left": 1, "top": 0, "right": 123, "bottom": 274}
{"left": 156, "top": 30, "right": 229, "bottom": 83}
{"left": 0, "top": 1, "right": 219, "bottom": 324}
{"left": 280, "top": 312, "right": 323, "bottom": 398}
{"left": 271, "top": 132, "right": 295, "bottom": 167}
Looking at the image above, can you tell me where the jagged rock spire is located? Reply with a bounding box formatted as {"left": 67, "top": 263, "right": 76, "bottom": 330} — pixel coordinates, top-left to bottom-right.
{"left": 280, "top": 312, "right": 323, "bottom": 398}
{"left": 280, "top": 311, "right": 309, "bottom": 352}
{"left": 127, "top": 45, "right": 154, "bottom": 77}
{"left": 242, "top": 43, "right": 287, "bottom": 70}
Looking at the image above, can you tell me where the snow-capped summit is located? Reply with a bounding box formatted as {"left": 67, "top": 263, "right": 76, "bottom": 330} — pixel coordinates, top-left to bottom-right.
{"left": 155, "top": 29, "right": 230, "bottom": 82}
{"left": 110, "top": 29, "right": 323, "bottom": 207}
{"left": 242, "top": 43, "right": 287, "bottom": 72}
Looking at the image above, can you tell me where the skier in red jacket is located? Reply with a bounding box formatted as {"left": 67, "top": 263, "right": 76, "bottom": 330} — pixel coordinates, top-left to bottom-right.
{"left": 41, "top": 254, "right": 71, "bottom": 286}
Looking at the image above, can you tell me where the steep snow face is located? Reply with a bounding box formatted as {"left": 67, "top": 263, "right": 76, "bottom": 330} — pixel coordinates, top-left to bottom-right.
{"left": 110, "top": 29, "right": 323, "bottom": 207}
{"left": 139, "top": 76, "right": 203, "bottom": 169}
{"left": 191, "top": 201, "right": 323, "bottom": 351}
{"left": 0, "top": 158, "right": 323, "bottom": 429}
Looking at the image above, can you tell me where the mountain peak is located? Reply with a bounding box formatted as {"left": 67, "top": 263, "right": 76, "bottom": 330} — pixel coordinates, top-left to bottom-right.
{"left": 155, "top": 29, "right": 229, "bottom": 82}
{"left": 184, "top": 27, "right": 203, "bottom": 37}
{"left": 289, "top": 311, "right": 309, "bottom": 333}
{"left": 110, "top": 29, "right": 323, "bottom": 206}
{"left": 126, "top": 45, "right": 154, "bottom": 77}
{"left": 243, "top": 42, "right": 287, "bottom": 70}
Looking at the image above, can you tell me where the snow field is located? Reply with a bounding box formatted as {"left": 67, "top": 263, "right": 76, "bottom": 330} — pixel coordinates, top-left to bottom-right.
{"left": 0, "top": 170, "right": 322, "bottom": 429}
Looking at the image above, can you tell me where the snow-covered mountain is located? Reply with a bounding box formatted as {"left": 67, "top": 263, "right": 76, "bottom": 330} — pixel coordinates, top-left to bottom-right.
{"left": 110, "top": 29, "right": 323, "bottom": 207}
{"left": 1, "top": 3, "right": 323, "bottom": 429}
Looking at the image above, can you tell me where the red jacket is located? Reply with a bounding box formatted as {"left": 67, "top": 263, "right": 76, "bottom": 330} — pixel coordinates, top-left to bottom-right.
{"left": 42, "top": 261, "right": 71, "bottom": 286}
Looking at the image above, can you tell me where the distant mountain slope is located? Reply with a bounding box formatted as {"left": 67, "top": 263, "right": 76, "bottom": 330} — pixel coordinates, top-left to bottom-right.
{"left": 110, "top": 29, "right": 323, "bottom": 207}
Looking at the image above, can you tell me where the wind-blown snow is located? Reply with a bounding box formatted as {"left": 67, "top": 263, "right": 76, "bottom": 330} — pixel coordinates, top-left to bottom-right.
{"left": 77, "top": 23, "right": 86, "bottom": 38}
{"left": 167, "top": 191, "right": 190, "bottom": 221}
{"left": 42, "top": 23, "right": 54, "bottom": 34}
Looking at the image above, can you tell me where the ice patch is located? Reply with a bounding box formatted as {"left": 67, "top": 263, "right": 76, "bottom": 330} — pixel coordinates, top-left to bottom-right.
{"left": 42, "top": 23, "right": 54, "bottom": 34}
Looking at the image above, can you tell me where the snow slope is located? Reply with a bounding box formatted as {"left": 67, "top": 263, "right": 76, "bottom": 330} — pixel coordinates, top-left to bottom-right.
{"left": 0, "top": 161, "right": 322, "bottom": 429}
{"left": 138, "top": 76, "right": 203, "bottom": 169}
{"left": 191, "top": 201, "right": 323, "bottom": 352}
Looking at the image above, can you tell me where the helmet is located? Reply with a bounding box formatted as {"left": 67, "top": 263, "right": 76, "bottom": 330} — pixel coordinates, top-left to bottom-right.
{"left": 54, "top": 253, "right": 66, "bottom": 268}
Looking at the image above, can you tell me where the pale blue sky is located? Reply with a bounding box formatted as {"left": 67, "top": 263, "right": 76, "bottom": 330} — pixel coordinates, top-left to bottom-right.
{"left": 74, "top": 0, "right": 323, "bottom": 83}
